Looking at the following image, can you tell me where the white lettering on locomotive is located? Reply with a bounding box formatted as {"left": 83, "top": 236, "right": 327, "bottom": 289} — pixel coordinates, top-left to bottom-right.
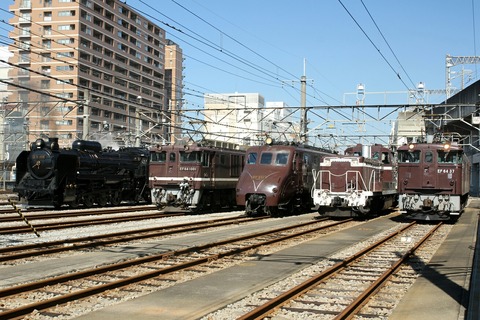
{"left": 179, "top": 167, "right": 197, "bottom": 171}
{"left": 437, "top": 169, "right": 455, "bottom": 174}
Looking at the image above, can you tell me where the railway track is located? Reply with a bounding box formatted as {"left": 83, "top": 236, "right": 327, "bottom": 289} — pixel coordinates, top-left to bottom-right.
{"left": 0, "top": 205, "right": 156, "bottom": 221}
{"left": 0, "top": 206, "right": 184, "bottom": 235}
{"left": 0, "top": 215, "right": 266, "bottom": 264}
{"left": 217, "top": 222, "right": 447, "bottom": 319}
{"left": 0, "top": 218, "right": 353, "bottom": 319}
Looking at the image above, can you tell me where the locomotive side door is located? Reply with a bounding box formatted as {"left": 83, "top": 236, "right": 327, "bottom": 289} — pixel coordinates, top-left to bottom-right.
{"left": 423, "top": 150, "right": 436, "bottom": 187}
{"left": 202, "top": 151, "right": 214, "bottom": 188}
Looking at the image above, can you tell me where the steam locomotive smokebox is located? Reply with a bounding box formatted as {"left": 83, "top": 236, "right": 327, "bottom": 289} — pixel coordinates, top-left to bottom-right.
{"left": 48, "top": 137, "right": 59, "bottom": 151}
{"left": 72, "top": 140, "right": 102, "bottom": 152}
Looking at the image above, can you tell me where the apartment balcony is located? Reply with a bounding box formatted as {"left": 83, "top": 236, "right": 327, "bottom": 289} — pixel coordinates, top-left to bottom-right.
{"left": 19, "top": 1, "right": 32, "bottom": 9}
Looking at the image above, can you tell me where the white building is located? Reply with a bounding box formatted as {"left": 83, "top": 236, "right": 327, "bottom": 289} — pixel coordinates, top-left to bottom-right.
{"left": 204, "top": 93, "right": 265, "bottom": 146}
{"left": 264, "top": 101, "right": 297, "bottom": 142}
{"left": 203, "top": 93, "right": 298, "bottom": 146}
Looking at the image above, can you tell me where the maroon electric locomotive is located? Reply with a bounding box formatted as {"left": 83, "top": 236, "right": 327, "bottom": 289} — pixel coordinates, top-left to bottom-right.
{"left": 312, "top": 144, "right": 397, "bottom": 218}
{"left": 236, "top": 138, "right": 334, "bottom": 216}
{"left": 149, "top": 140, "right": 245, "bottom": 213}
{"left": 397, "top": 141, "right": 470, "bottom": 221}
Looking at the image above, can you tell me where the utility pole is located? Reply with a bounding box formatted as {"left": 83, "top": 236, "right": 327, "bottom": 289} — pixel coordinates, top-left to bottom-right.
{"left": 82, "top": 93, "right": 90, "bottom": 140}
{"left": 300, "top": 74, "right": 307, "bottom": 143}
{"left": 300, "top": 59, "right": 308, "bottom": 144}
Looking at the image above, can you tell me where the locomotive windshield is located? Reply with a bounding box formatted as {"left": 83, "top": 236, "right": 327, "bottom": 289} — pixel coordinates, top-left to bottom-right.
{"left": 260, "top": 153, "right": 273, "bottom": 164}
{"left": 259, "top": 152, "right": 289, "bottom": 166}
{"left": 438, "top": 150, "right": 462, "bottom": 164}
{"left": 180, "top": 151, "right": 201, "bottom": 163}
{"left": 247, "top": 152, "right": 257, "bottom": 164}
{"left": 398, "top": 150, "right": 421, "bottom": 163}
{"left": 246, "top": 151, "right": 289, "bottom": 166}
{"left": 398, "top": 149, "right": 463, "bottom": 164}
{"left": 150, "top": 151, "right": 166, "bottom": 162}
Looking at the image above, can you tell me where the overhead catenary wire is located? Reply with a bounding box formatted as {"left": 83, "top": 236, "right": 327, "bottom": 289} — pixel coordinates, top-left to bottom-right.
{"left": 359, "top": 0, "right": 417, "bottom": 90}
{"left": 337, "top": 0, "right": 413, "bottom": 93}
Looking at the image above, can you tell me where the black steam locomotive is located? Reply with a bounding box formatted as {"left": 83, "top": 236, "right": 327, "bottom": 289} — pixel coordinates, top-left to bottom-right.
{"left": 14, "top": 137, "right": 151, "bottom": 209}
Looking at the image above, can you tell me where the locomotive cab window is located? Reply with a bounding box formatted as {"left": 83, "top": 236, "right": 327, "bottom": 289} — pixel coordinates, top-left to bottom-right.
{"left": 275, "top": 153, "right": 289, "bottom": 165}
{"left": 150, "top": 151, "right": 166, "bottom": 162}
{"left": 398, "top": 150, "right": 420, "bottom": 163}
{"left": 382, "top": 152, "right": 390, "bottom": 164}
{"left": 424, "top": 151, "right": 433, "bottom": 163}
{"left": 260, "top": 152, "right": 273, "bottom": 165}
{"left": 169, "top": 152, "right": 176, "bottom": 162}
{"left": 202, "top": 152, "right": 211, "bottom": 167}
{"left": 180, "top": 151, "right": 201, "bottom": 163}
{"left": 438, "top": 150, "right": 462, "bottom": 164}
{"left": 247, "top": 152, "right": 257, "bottom": 164}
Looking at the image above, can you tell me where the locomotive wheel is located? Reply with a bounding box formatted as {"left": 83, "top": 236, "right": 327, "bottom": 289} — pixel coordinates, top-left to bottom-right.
{"left": 110, "top": 192, "right": 121, "bottom": 206}
{"left": 97, "top": 195, "right": 108, "bottom": 207}
{"left": 83, "top": 195, "right": 94, "bottom": 208}
{"left": 68, "top": 201, "right": 79, "bottom": 209}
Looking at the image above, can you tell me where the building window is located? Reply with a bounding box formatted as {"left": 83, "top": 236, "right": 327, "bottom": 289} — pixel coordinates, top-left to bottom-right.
{"left": 40, "top": 53, "right": 51, "bottom": 62}
{"left": 56, "top": 65, "right": 74, "bottom": 71}
{"left": 40, "top": 80, "right": 50, "bottom": 89}
{"left": 58, "top": 24, "right": 75, "bottom": 31}
{"left": 55, "top": 120, "right": 73, "bottom": 126}
{"left": 80, "top": 10, "right": 92, "bottom": 22}
{"left": 58, "top": 10, "right": 75, "bottom": 16}
{"left": 41, "top": 66, "right": 51, "bottom": 74}
{"left": 20, "top": 12, "right": 31, "bottom": 23}
{"left": 44, "top": 12, "right": 52, "bottom": 21}
{"left": 42, "top": 39, "right": 51, "bottom": 49}
{"left": 57, "top": 38, "right": 74, "bottom": 45}
{"left": 57, "top": 52, "right": 74, "bottom": 58}
{"left": 19, "top": 53, "right": 29, "bottom": 63}
{"left": 20, "top": 26, "right": 30, "bottom": 36}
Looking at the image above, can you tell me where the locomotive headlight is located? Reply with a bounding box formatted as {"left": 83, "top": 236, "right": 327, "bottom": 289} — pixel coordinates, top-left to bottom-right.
{"left": 265, "top": 137, "right": 273, "bottom": 145}
{"left": 443, "top": 143, "right": 451, "bottom": 150}
{"left": 408, "top": 143, "right": 415, "bottom": 150}
{"left": 272, "top": 187, "right": 278, "bottom": 193}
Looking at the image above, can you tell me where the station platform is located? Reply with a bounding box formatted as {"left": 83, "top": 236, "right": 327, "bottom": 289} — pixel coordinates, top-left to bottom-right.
{"left": 390, "top": 198, "right": 480, "bottom": 320}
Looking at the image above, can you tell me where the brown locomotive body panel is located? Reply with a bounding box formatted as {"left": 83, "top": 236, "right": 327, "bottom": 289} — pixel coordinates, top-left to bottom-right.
{"left": 235, "top": 142, "right": 332, "bottom": 216}
{"left": 397, "top": 142, "right": 470, "bottom": 220}
{"left": 149, "top": 141, "right": 244, "bottom": 212}
{"left": 312, "top": 144, "right": 397, "bottom": 217}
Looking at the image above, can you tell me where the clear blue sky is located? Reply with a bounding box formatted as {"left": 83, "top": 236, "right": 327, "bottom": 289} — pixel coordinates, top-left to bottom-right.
{"left": 0, "top": 0, "right": 478, "bottom": 146}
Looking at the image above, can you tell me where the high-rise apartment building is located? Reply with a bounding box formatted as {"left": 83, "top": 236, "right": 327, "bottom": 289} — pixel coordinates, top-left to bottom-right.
{"left": 7, "top": 0, "right": 183, "bottom": 149}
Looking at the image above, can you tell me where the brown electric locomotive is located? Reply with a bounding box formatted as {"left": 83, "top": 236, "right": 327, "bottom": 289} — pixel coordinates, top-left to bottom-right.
{"left": 235, "top": 138, "right": 334, "bottom": 216}
{"left": 312, "top": 144, "right": 397, "bottom": 218}
{"left": 397, "top": 141, "right": 470, "bottom": 221}
{"left": 148, "top": 140, "right": 245, "bottom": 213}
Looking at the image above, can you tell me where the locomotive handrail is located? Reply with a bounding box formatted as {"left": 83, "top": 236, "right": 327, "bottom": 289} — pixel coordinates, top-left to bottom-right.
{"left": 312, "top": 169, "right": 377, "bottom": 194}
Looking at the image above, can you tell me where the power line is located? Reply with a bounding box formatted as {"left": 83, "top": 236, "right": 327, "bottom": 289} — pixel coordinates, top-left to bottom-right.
{"left": 337, "top": 0, "right": 413, "bottom": 93}
{"left": 168, "top": 0, "right": 298, "bottom": 80}
{"left": 359, "top": 0, "right": 417, "bottom": 90}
